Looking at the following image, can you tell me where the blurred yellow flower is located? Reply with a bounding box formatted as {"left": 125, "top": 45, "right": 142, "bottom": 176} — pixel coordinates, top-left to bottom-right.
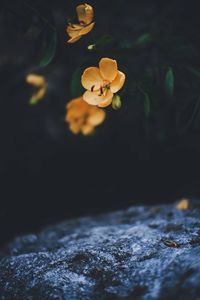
{"left": 26, "top": 74, "right": 46, "bottom": 105}
{"left": 81, "top": 58, "right": 125, "bottom": 107}
{"left": 176, "top": 198, "right": 189, "bottom": 210}
{"left": 66, "top": 4, "right": 95, "bottom": 43}
{"left": 65, "top": 97, "right": 106, "bottom": 135}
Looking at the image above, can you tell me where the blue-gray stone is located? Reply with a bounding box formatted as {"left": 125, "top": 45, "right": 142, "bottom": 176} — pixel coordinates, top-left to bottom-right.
{"left": 0, "top": 202, "right": 200, "bottom": 299}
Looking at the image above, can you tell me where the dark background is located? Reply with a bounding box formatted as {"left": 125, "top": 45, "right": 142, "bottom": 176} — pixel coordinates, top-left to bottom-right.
{"left": 0, "top": 0, "right": 200, "bottom": 246}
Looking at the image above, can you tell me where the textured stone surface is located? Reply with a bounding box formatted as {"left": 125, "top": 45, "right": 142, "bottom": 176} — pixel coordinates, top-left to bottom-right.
{"left": 0, "top": 202, "right": 200, "bottom": 300}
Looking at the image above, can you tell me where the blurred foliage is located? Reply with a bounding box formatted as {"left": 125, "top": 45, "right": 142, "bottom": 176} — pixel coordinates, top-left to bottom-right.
{"left": 0, "top": 0, "right": 200, "bottom": 144}
{"left": 38, "top": 28, "right": 57, "bottom": 67}
{"left": 0, "top": 0, "right": 57, "bottom": 69}
{"left": 1, "top": 0, "right": 200, "bottom": 243}
{"left": 165, "top": 67, "right": 174, "bottom": 97}
{"left": 70, "top": 67, "right": 84, "bottom": 98}
{"left": 143, "top": 93, "right": 151, "bottom": 118}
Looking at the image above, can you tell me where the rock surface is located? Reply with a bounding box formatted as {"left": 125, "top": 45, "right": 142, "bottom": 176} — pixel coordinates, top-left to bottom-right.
{"left": 0, "top": 202, "right": 200, "bottom": 300}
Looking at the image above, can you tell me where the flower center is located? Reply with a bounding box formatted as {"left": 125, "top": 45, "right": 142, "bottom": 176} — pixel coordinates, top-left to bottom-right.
{"left": 99, "top": 82, "right": 110, "bottom": 96}
{"left": 91, "top": 81, "right": 110, "bottom": 96}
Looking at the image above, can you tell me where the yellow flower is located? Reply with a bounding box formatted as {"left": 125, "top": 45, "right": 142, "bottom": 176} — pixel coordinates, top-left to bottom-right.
{"left": 26, "top": 74, "right": 46, "bottom": 104}
{"left": 65, "top": 97, "right": 106, "bottom": 135}
{"left": 176, "top": 198, "right": 189, "bottom": 210}
{"left": 81, "top": 58, "right": 125, "bottom": 107}
{"left": 66, "top": 3, "right": 95, "bottom": 43}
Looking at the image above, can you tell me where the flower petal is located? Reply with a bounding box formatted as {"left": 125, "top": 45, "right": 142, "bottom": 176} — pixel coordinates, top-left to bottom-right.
{"left": 34, "top": 86, "right": 46, "bottom": 101}
{"left": 98, "top": 97, "right": 113, "bottom": 108}
{"left": 26, "top": 74, "right": 45, "bottom": 87}
{"left": 66, "top": 24, "right": 82, "bottom": 37}
{"left": 110, "top": 71, "right": 126, "bottom": 93}
{"left": 67, "top": 35, "right": 82, "bottom": 43}
{"left": 66, "top": 23, "right": 84, "bottom": 43}
{"left": 66, "top": 98, "right": 85, "bottom": 123}
{"left": 69, "top": 123, "right": 81, "bottom": 134}
{"left": 79, "top": 22, "right": 95, "bottom": 36}
{"left": 26, "top": 74, "right": 46, "bottom": 102}
{"left": 83, "top": 91, "right": 102, "bottom": 105}
{"left": 83, "top": 89, "right": 113, "bottom": 106}
{"left": 76, "top": 4, "right": 94, "bottom": 25}
{"left": 82, "top": 124, "right": 94, "bottom": 135}
{"left": 66, "top": 108, "right": 82, "bottom": 122}
{"left": 66, "top": 96, "right": 105, "bottom": 135}
{"left": 66, "top": 97, "right": 83, "bottom": 109}
{"left": 88, "top": 108, "right": 106, "bottom": 126}
{"left": 81, "top": 67, "right": 103, "bottom": 91}
{"left": 99, "top": 58, "right": 118, "bottom": 82}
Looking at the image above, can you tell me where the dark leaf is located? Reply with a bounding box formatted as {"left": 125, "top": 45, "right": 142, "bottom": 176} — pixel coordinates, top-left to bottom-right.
{"left": 95, "top": 34, "right": 114, "bottom": 49}
{"left": 135, "top": 33, "right": 153, "bottom": 48}
{"left": 39, "top": 29, "right": 57, "bottom": 67}
{"left": 22, "top": 2, "right": 57, "bottom": 68}
{"left": 144, "top": 93, "right": 151, "bottom": 118}
{"left": 120, "top": 33, "right": 153, "bottom": 50}
{"left": 176, "top": 96, "right": 200, "bottom": 134}
{"left": 70, "top": 68, "right": 84, "bottom": 98}
{"left": 165, "top": 67, "right": 174, "bottom": 97}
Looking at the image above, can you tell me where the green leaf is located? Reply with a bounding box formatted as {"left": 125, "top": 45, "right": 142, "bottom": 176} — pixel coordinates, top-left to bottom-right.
{"left": 95, "top": 34, "right": 114, "bottom": 49}
{"left": 120, "top": 33, "right": 153, "bottom": 50}
{"left": 29, "top": 97, "right": 39, "bottom": 106}
{"left": 165, "top": 67, "right": 174, "bottom": 97}
{"left": 70, "top": 68, "right": 84, "bottom": 98}
{"left": 135, "top": 33, "right": 153, "bottom": 48}
{"left": 39, "top": 30, "right": 57, "bottom": 68}
{"left": 112, "top": 95, "right": 122, "bottom": 110}
{"left": 144, "top": 93, "right": 150, "bottom": 117}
